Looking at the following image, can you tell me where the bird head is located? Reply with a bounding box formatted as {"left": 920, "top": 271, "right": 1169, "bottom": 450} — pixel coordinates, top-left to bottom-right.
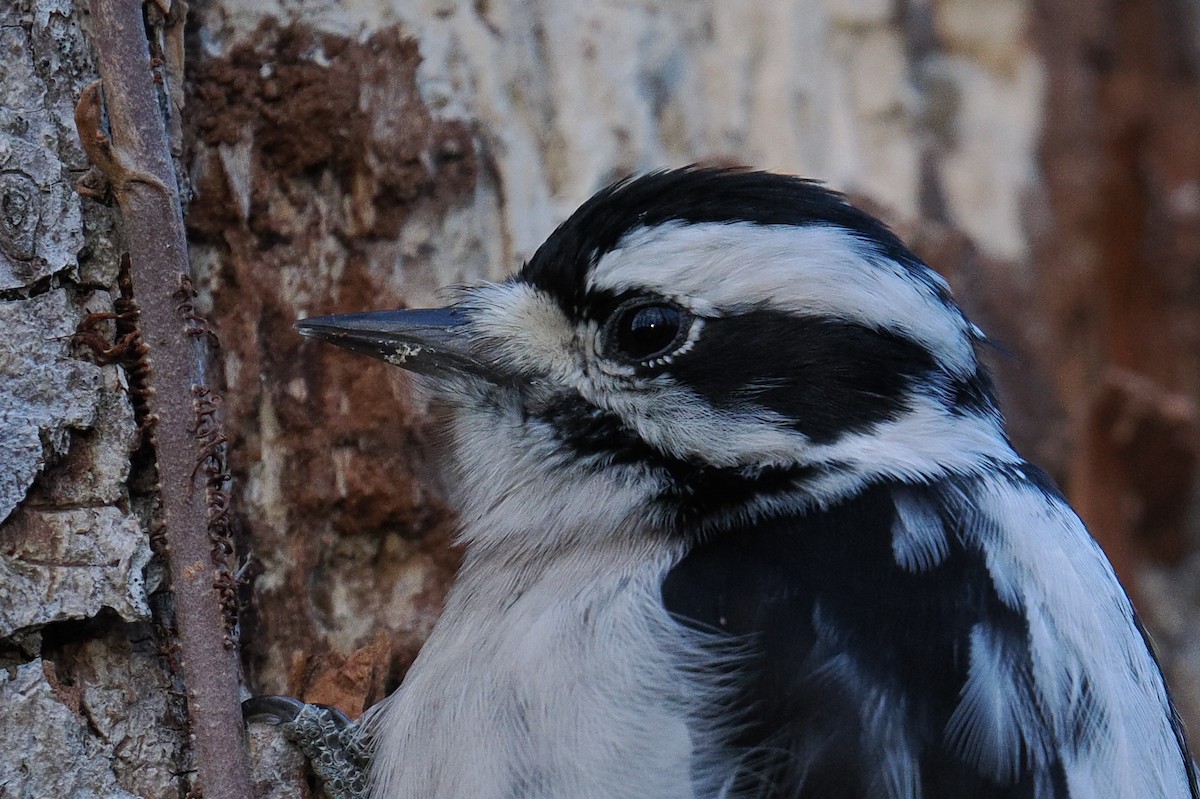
{"left": 297, "top": 168, "right": 1013, "bottom": 540}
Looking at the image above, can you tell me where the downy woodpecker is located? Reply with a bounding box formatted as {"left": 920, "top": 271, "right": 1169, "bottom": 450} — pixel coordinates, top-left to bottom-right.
{"left": 294, "top": 168, "right": 1198, "bottom": 798}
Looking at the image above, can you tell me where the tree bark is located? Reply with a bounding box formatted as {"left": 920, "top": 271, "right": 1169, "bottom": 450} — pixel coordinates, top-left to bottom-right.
{"left": 0, "top": 1, "right": 190, "bottom": 796}
{"left": 1, "top": 1, "right": 1197, "bottom": 796}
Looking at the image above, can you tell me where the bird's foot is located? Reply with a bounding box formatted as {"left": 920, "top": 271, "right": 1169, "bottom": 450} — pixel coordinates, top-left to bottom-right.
{"left": 243, "top": 695, "right": 370, "bottom": 799}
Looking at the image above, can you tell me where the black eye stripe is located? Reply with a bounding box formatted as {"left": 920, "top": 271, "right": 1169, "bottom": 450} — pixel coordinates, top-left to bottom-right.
{"left": 669, "top": 311, "right": 939, "bottom": 444}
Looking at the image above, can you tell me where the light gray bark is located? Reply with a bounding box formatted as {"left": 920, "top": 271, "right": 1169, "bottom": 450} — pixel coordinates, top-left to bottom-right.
{"left": 0, "top": 1, "right": 188, "bottom": 797}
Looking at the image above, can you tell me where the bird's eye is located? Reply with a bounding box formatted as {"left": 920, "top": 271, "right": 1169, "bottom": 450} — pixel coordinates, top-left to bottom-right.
{"left": 606, "top": 300, "right": 691, "bottom": 363}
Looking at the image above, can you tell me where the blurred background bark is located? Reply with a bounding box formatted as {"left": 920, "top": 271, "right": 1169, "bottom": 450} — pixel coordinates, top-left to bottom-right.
{"left": 2, "top": 0, "right": 1197, "bottom": 795}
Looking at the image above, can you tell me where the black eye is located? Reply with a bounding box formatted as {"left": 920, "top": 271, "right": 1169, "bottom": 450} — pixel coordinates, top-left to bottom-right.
{"left": 607, "top": 300, "right": 691, "bottom": 363}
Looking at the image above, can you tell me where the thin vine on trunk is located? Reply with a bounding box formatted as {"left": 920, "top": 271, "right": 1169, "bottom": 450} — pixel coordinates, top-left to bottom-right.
{"left": 75, "top": 1, "right": 253, "bottom": 796}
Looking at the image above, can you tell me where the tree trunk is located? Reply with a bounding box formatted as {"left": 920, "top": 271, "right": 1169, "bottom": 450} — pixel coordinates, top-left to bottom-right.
{"left": 1, "top": 0, "right": 1197, "bottom": 796}
{"left": 0, "top": 1, "right": 191, "bottom": 797}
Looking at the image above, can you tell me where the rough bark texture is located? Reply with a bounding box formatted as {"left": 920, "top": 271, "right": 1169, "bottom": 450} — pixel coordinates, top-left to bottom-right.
{"left": 1, "top": 0, "right": 1197, "bottom": 795}
{"left": 0, "top": 2, "right": 189, "bottom": 797}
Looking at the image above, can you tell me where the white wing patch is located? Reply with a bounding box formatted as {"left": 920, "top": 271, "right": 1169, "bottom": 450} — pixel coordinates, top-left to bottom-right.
{"left": 810, "top": 603, "right": 923, "bottom": 799}
{"left": 890, "top": 485, "right": 950, "bottom": 573}
{"left": 944, "top": 623, "right": 1054, "bottom": 785}
{"left": 874, "top": 702, "right": 924, "bottom": 799}
{"left": 963, "top": 476, "right": 1191, "bottom": 799}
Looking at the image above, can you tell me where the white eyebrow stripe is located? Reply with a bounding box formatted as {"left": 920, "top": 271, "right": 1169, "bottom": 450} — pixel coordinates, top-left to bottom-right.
{"left": 586, "top": 222, "right": 975, "bottom": 374}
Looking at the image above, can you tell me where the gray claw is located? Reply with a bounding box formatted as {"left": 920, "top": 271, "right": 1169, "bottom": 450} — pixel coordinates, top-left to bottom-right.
{"left": 242, "top": 694, "right": 307, "bottom": 723}
{"left": 244, "top": 696, "right": 370, "bottom": 799}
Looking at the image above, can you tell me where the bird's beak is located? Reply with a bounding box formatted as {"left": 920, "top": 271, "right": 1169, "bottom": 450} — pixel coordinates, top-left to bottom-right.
{"left": 295, "top": 307, "right": 501, "bottom": 381}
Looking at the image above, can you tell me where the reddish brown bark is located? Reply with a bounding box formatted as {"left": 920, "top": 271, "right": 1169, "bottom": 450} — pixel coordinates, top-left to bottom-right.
{"left": 1033, "top": 0, "right": 1200, "bottom": 579}
{"left": 186, "top": 22, "right": 476, "bottom": 712}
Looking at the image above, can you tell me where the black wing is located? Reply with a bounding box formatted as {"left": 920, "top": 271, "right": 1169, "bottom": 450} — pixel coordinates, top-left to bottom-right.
{"left": 661, "top": 479, "right": 1071, "bottom": 798}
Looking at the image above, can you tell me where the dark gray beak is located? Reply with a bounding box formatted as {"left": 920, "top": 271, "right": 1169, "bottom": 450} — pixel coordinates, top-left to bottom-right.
{"left": 295, "top": 307, "right": 499, "bottom": 380}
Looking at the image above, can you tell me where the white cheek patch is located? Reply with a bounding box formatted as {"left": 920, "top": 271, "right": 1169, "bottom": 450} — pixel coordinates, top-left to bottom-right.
{"left": 464, "top": 282, "right": 583, "bottom": 382}
{"left": 801, "top": 395, "right": 1017, "bottom": 490}
{"left": 587, "top": 222, "right": 975, "bottom": 375}
{"left": 576, "top": 375, "right": 808, "bottom": 469}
